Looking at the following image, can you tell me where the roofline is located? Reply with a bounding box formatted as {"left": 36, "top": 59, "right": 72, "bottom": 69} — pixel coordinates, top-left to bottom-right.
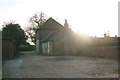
{"left": 48, "top": 17, "right": 64, "bottom": 27}
{"left": 35, "top": 17, "right": 64, "bottom": 33}
{"left": 36, "top": 29, "right": 61, "bottom": 33}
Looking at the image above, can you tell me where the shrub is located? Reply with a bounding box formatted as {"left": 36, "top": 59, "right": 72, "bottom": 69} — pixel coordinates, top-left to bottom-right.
{"left": 18, "top": 44, "right": 35, "bottom": 51}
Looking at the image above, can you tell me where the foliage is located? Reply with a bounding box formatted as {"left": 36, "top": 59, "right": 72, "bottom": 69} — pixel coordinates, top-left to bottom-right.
{"left": 2, "top": 22, "right": 27, "bottom": 48}
{"left": 26, "top": 12, "right": 47, "bottom": 44}
{"left": 18, "top": 43, "right": 35, "bottom": 51}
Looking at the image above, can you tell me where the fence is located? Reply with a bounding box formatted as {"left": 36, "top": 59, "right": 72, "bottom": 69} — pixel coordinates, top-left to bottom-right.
{"left": 2, "top": 39, "right": 16, "bottom": 59}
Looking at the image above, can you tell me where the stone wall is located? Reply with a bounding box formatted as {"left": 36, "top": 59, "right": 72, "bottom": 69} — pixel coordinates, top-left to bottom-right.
{"left": 53, "top": 40, "right": 76, "bottom": 56}
{"left": 78, "top": 46, "right": 118, "bottom": 60}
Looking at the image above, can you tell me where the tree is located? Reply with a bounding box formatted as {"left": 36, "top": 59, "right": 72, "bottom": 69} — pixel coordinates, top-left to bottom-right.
{"left": 26, "top": 12, "right": 47, "bottom": 44}
{"left": 2, "top": 22, "right": 27, "bottom": 48}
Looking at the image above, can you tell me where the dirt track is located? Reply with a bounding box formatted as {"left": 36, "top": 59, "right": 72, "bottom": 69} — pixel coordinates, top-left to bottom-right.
{"left": 2, "top": 52, "right": 118, "bottom": 78}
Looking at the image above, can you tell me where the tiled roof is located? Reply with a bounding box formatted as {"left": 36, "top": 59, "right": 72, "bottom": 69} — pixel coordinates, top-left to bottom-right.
{"left": 40, "top": 31, "right": 58, "bottom": 42}
{"left": 40, "top": 17, "right": 63, "bottom": 30}
{"left": 40, "top": 29, "right": 74, "bottom": 42}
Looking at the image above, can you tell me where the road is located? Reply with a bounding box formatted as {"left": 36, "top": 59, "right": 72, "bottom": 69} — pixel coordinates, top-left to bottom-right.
{"left": 2, "top": 52, "right": 118, "bottom": 78}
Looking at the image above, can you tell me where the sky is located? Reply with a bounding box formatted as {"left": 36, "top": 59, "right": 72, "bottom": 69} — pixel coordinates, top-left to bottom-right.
{"left": 0, "top": 0, "right": 119, "bottom": 37}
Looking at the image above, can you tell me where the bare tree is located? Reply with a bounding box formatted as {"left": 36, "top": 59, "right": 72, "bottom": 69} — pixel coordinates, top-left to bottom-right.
{"left": 30, "top": 12, "right": 46, "bottom": 26}
{"left": 26, "top": 12, "right": 47, "bottom": 44}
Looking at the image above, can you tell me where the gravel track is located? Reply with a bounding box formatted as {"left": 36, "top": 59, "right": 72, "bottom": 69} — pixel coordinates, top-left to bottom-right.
{"left": 2, "top": 52, "right": 118, "bottom": 78}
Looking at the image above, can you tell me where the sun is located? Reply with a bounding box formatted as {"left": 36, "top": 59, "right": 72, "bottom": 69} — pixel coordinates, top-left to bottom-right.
{"left": 71, "top": 26, "right": 97, "bottom": 37}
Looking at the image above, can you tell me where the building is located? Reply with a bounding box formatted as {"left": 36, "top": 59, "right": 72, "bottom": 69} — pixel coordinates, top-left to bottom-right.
{"left": 36, "top": 18, "right": 76, "bottom": 55}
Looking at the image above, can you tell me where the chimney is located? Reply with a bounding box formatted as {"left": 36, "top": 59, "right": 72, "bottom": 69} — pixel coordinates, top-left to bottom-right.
{"left": 64, "top": 19, "right": 68, "bottom": 28}
{"left": 104, "top": 33, "right": 107, "bottom": 38}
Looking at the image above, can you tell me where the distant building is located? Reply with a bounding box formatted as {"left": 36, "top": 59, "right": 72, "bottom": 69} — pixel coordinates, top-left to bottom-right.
{"left": 36, "top": 18, "right": 76, "bottom": 55}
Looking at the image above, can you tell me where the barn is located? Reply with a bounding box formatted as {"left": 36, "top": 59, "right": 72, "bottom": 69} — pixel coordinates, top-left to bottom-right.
{"left": 36, "top": 18, "right": 76, "bottom": 55}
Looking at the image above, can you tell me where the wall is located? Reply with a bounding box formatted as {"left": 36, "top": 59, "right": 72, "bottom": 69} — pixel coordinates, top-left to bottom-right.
{"left": 78, "top": 46, "right": 118, "bottom": 60}
{"left": 2, "top": 40, "right": 16, "bottom": 59}
{"left": 53, "top": 40, "right": 76, "bottom": 56}
{"left": 53, "top": 41, "right": 64, "bottom": 55}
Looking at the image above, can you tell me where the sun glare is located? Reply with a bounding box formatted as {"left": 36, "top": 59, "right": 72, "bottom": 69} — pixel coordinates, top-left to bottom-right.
{"left": 71, "top": 26, "right": 99, "bottom": 37}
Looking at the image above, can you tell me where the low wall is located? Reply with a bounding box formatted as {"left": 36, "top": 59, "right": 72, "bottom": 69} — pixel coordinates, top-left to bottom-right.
{"left": 78, "top": 46, "right": 118, "bottom": 60}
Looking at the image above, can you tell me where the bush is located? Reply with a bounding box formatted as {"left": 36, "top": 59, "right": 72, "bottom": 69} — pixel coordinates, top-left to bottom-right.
{"left": 18, "top": 44, "right": 35, "bottom": 51}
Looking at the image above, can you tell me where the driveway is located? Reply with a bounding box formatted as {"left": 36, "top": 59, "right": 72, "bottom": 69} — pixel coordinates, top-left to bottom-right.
{"left": 2, "top": 52, "right": 118, "bottom": 78}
